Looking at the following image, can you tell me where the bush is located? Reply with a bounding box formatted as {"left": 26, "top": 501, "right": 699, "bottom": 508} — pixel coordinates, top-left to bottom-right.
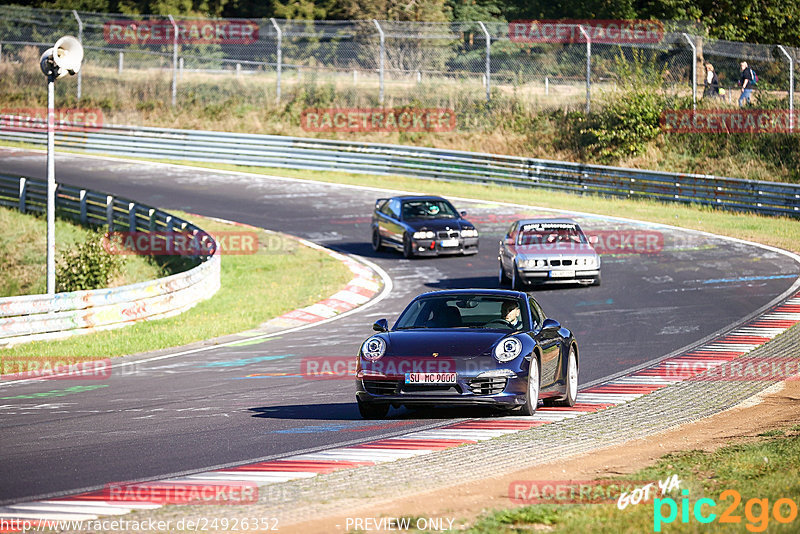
{"left": 56, "top": 231, "right": 125, "bottom": 293}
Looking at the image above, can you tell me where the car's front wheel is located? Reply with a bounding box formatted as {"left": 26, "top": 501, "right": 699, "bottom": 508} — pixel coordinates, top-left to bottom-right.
{"left": 358, "top": 400, "right": 389, "bottom": 419}
{"left": 498, "top": 262, "right": 509, "bottom": 287}
{"left": 518, "top": 359, "right": 540, "bottom": 416}
{"left": 371, "top": 228, "right": 384, "bottom": 252}
{"left": 402, "top": 234, "right": 415, "bottom": 259}
{"left": 511, "top": 263, "right": 525, "bottom": 291}
{"left": 546, "top": 345, "right": 577, "bottom": 407}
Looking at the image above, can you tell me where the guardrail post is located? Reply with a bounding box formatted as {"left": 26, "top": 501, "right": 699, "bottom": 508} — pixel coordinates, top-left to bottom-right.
{"left": 148, "top": 208, "right": 156, "bottom": 232}
{"left": 165, "top": 215, "right": 174, "bottom": 233}
{"left": 118, "top": 52, "right": 123, "bottom": 74}
{"left": 18, "top": 177, "right": 27, "bottom": 213}
{"left": 168, "top": 15, "right": 178, "bottom": 107}
{"left": 79, "top": 189, "right": 87, "bottom": 223}
{"left": 373, "top": 19, "right": 385, "bottom": 105}
{"left": 682, "top": 33, "right": 697, "bottom": 110}
{"left": 478, "top": 21, "right": 491, "bottom": 102}
{"left": 128, "top": 202, "right": 137, "bottom": 231}
{"left": 578, "top": 25, "right": 591, "bottom": 113}
{"left": 106, "top": 195, "right": 114, "bottom": 232}
{"left": 270, "top": 18, "right": 282, "bottom": 102}
{"left": 777, "top": 45, "right": 795, "bottom": 131}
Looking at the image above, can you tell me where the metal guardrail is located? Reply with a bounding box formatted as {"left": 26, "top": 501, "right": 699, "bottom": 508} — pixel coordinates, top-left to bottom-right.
{"left": 0, "top": 120, "right": 798, "bottom": 217}
{"left": 0, "top": 173, "right": 221, "bottom": 346}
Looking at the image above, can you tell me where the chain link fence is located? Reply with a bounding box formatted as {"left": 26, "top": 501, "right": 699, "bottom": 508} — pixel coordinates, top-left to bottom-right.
{"left": 0, "top": 5, "right": 797, "bottom": 128}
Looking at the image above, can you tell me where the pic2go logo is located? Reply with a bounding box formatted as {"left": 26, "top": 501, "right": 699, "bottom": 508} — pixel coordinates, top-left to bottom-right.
{"left": 654, "top": 489, "right": 799, "bottom": 532}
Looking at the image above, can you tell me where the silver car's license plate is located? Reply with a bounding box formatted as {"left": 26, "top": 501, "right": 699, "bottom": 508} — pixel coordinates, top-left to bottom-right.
{"left": 549, "top": 270, "right": 575, "bottom": 278}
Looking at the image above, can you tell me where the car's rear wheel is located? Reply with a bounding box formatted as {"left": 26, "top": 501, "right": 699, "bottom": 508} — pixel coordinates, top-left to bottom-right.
{"left": 518, "top": 359, "right": 540, "bottom": 416}
{"left": 546, "top": 345, "right": 577, "bottom": 407}
{"left": 402, "top": 234, "right": 415, "bottom": 259}
{"left": 358, "top": 400, "right": 389, "bottom": 419}
{"left": 371, "top": 228, "right": 384, "bottom": 252}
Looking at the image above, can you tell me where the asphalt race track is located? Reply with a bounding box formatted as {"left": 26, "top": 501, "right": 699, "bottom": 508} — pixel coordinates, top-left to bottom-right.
{"left": 1, "top": 148, "right": 798, "bottom": 504}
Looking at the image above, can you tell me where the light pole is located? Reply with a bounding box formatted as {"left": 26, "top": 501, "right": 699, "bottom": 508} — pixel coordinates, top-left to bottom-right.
{"left": 39, "top": 36, "right": 84, "bottom": 295}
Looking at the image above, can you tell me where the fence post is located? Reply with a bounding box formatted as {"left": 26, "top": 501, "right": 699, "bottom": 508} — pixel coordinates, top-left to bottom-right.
{"left": 777, "top": 45, "right": 795, "bottom": 131}
{"left": 80, "top": 189, "right": 87, "bottom": 224}
{"left": 118, "top": 51, "right": 123, "bottom": 74}
{"left": 168, "top": 15, "right": 178, "bottom": 107}
{"left": 682, "top": 33, "right": 697, "bottom": 110}
{"left": 128, "top": 202, "right": 137, "bottom": 231}
{"left": 72, "top": 10, "right": 83, "bottom": 100}
{"left": 270, "top": 18, "right": 282, "bottom": 102}
{"left": 478, "top": 21, "right": 491, "bottom": 102}
{"left": 18, "top": 177, "right": 27, "bottom": 213}
{"left": 373, "top": 19, "right": 385, "bottom": 105}
{"left": 578, "top": 25, "right": 591, "bottom": 113}
{"left": 106, "top": 195, "right": 115, "bottom": 232}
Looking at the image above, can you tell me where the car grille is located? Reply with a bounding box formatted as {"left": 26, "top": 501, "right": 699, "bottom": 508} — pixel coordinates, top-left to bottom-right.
{"left": 468, "top": 377, "right": 508, "bottom": 395}
{"left": 400, "top": 384, "right": 462, "bottom": 395}
{"left": 362, "top": 379, "right": 399, "bottom": 396}
{"left": 437, "top": 231, "right": 460, "bottom": 239}
{"left": 549, "top": 259, "right": 573, "bottom": 266}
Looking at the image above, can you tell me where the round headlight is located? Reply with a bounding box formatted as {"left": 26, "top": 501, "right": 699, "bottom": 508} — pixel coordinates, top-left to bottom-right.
{"left": 426, "top": 231, "right": 435, "bottom": 239}
{"left": 361, "top": 336, "right": 386, "bottom": 361}
{"left": 493, "top": 337, "right": 522, "bottom": 362}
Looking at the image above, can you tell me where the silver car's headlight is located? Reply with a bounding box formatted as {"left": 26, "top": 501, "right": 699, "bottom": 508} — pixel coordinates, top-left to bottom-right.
{"left": 493, "top": 337, "right": 522, "bottom": 363}
{"left": 361, "top": 336, "right": 386, "bottom": 361}
{"left": 412, "top": 231, "right": 436, "bottom": 239}
{"left": 518, "top": 258, "right": 543, "bottom": 269}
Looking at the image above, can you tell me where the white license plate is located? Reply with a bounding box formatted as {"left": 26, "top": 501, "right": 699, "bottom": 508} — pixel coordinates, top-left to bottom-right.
{"left": 549, "top": 270, "right": 575, "bottom": 278}
{"left": 440, "top": 238, "right": 459, "bottom": 247}
{"left": 405, "top": 372, "right": 457, "bottom": 384}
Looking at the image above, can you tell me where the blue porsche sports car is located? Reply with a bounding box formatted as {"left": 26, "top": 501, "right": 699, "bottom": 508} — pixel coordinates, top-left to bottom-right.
{"left": 355, "top": 289, "right": 579, "bottom": 419}
{"left": 371, "top": 195, "right": 479, "bottom": 258}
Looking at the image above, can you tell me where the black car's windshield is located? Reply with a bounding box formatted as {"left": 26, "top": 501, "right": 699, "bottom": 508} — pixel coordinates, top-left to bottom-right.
{"left": 402, "top": 200, "right": 458, "bottom": 220}
{"left": 395, "top": 295, "right": 527, "bottom": 331}
{"left": 517, "top": 223, "right": 587, "bottom": 246}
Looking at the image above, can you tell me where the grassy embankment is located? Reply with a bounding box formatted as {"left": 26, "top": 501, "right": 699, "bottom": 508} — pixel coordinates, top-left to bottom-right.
{"left": 461, "top": 424, "right": 800, "bottom": 533}
{"left": 0, "top": 208, "right": 353, "bottom": 362}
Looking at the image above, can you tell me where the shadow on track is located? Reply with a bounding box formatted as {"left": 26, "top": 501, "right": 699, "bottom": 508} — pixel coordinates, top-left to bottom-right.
{"left": 249, "top": 403, "right": 509, "bottom": 421}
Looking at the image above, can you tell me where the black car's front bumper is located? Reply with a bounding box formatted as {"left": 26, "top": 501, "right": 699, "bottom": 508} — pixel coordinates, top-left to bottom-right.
{"left": 410, "top": 236, "right": 479, "bottom": 256}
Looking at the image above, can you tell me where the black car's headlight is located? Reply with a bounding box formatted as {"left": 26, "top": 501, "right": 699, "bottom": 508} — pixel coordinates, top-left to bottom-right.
{"left": 461, "top": 228, "right": 478, "bottom": 238}
{"left": 412, "top": 231, "right": 436, "bottom": 239}
{"left": 361, "top": 336, "right": 386, "bottom": 361}
{"left": 493, "top": 337, "right": 522, "bottom": 362}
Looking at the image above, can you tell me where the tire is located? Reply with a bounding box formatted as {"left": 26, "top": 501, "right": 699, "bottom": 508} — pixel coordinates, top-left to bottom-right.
{"left": 511, "top": 263, "right": 524, "bottom": 291}
{"left": 498, "top": 262, "right": 509, "bottom": 286}
{"left": 547, "top": 345, "right": 577, "bottom": 407}
{"left": 518, "top": 358, "right": 540, "bottom": 416}
{"left": 402, "top": 234, "right": 415, "bottom": 259}
{"left": 371, "top": 228, "right": 384, "bottom": 252}
{"left": 358, "top": 400, "right": 389, "bottom": 419}
{"left": 592, "top": 274, "right": 601, "bottom": 286}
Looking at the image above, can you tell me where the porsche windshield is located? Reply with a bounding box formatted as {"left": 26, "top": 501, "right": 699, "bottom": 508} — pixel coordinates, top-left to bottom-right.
{"left": 402, "top": 200, "right": 458, "bottom": 220}
{"left": 517, "top": 223, "right": 587, "bottom": 246}
{"left": 395, "top": 295, "right": 526, "bottom": 331}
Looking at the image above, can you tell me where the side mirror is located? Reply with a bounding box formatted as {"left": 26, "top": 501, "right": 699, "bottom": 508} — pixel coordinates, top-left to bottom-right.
{"left": 588, "top": 235, "right": 599, "bottom": 244}
{"left": 373, "top": 318, "right": 389, "bottom": 332}
{"left": 505, "top": 235, "right": 514, "bottom": 245}
{"left": 460, "top": 210, "right": 467, "bottom": 217}
{"left": 542, "top": 318, "right": 561, "bottom": 331}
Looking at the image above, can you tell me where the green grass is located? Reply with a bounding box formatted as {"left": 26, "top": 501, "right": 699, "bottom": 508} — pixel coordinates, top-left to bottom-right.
{"left": 0, "top": 205, "right": 163, "bottom": 297}
{"left": 459, "top": 426, "right": 800, "bottom": 534}
{"left": 1, "top": 211, "right": 353, "bottom": 361}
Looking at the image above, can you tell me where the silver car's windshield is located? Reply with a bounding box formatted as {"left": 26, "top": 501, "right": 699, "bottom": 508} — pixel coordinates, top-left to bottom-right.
{"left": 395, "top": 295, "right": 527, "bottom": 331}
{"left": 517, "top": 223, "right": 587, "bottom": 246}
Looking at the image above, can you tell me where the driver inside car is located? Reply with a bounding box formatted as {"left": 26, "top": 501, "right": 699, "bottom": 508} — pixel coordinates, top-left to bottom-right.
{"left": 501, "top": 300, "right": 522, "bottom": 329}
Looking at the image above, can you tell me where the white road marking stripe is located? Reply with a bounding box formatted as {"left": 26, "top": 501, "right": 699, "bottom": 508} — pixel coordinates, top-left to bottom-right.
{"left": 7, "top": 502, "right": 133, "bottom": 515}
{"left": 0, "top": 509, "right": 99, "bottom": 521}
